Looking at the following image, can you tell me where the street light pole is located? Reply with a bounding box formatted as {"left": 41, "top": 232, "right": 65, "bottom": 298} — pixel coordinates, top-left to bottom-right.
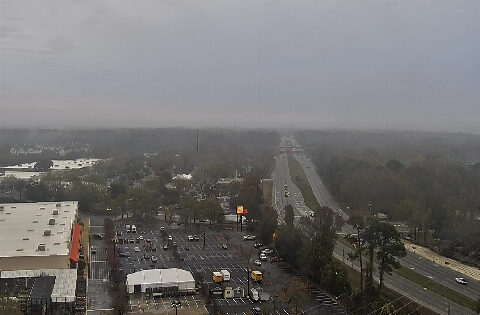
{"left": 246, "top": 266, "right": 250, "bottom": 294}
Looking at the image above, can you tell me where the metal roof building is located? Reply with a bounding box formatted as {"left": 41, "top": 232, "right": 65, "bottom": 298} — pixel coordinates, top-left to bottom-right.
{"left": 0, "top": 201, "right": 78, "bottom": 271}
{"left": 126, "top": 268, "right": 195, "bottom": 294}
{"left": 0, "top": 268, "right": 78, "bottom": 302}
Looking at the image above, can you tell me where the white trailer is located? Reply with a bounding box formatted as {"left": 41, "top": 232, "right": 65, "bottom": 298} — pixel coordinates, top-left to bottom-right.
{"left": 249, "top": 288, "right": 259, "bottom": 301}
{"left": 220, "top": 270, "right": 230, "bottom": 281}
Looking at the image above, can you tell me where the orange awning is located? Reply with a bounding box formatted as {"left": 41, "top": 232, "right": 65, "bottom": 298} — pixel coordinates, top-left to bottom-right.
{"left": 70, "top": 224, "right": 82, "bottom": 262}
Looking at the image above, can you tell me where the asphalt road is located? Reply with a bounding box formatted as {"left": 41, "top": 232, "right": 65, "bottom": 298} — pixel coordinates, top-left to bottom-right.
{"left": 272, "top": 142, "right": 312, "bottom": 220}
{"left": 272, "top": 137, "right": 478, "bottom": 315}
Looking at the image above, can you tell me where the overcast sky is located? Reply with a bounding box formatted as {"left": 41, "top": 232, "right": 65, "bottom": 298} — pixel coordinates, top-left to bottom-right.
{"left": 0, "top": 0, "right": 479, "bottom": 132}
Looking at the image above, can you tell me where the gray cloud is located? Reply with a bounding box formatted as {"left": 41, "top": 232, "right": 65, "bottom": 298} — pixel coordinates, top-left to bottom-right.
{"left": 0, "top": 0, "right": 479, "bottom": 132}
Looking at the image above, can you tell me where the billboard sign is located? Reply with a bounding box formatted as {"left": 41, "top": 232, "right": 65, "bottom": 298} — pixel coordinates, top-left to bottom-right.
{"left": 236, "top": 206, "right": 244, "bottom": 214}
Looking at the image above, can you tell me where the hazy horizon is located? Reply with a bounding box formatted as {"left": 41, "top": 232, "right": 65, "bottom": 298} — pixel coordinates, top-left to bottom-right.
{"left": 1, "top": 0, "right": 479, "bottom": 132}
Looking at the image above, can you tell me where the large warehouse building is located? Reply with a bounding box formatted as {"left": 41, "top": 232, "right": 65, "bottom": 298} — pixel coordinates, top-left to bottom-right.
{"left": 126, "top": 268, "right": 196, "bottom": 294}
{"left": 0, "top": 201, "right": 83, "bottom": 308}
{"left": 0, "top": 201, "right": 80, "bottom": 271}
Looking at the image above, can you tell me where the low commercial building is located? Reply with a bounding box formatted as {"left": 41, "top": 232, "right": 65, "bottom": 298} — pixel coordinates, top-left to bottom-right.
{"left": 126, "top": 268, "right": 195, "bottom": 294}
{"left": 0, "top": 201, "right": 79, "bottom": 271}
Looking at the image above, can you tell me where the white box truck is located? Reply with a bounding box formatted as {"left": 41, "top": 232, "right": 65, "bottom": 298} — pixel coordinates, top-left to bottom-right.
{"left": 249, "top": 288, "right": 259, "bottom": 302}
{"left": 220, "top": 270, "right": 230, "bottom": 281}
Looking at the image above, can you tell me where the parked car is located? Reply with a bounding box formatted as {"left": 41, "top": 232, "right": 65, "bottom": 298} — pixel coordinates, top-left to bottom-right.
{"left": 134, "top": 247, "right": 140, "bottom": 252}
{"left": 193, "top": 235, "right": 200, "bottom": 241}
{"left": 160, "top": 227, "right": 165, "bottom": 231}
{"left": 138, "top": 236, "right": 144, "bottom": 241}
{"left": 92, "top": 233, "right": 103, "bottom": 240}
{"left": 188, "top": 235, "right": 194, "bottom": 241}
{"left": 163, "top": 244, "right": 168, "bottom": 250}
{"left": 253, "top": 243, "right": 263, "bottom": 248}
{"left": 271, "top": 257, "right": 283, "bottom": 263}
{"left": 221, "top": 244, "right": 228, "bottom": 250}
{"left": 259, "top": 253, "right": 267, "bottom": 261}
{"left": 143, "top": 253, "right": 150, "bottom": 259}
{"left": 116, "top": 231, "right": 122, "bottom": 236}
{"left": 151, "top": 256, "right": 158, "bottom": 262}
{"left": 146, "top": 239, "right": 151, "bottom": 243}
{"left": 168, "top": 235, "right": 173, "bottom": 241}
{"left": 254, "top": 260, "right": 262, "bottom": 266}
{"left": 130, "top": 239, "right": 135, "bottom": 243}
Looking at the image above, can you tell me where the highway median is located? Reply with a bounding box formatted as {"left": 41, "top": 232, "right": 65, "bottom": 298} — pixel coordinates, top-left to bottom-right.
{"left": 287, "top": 153, "right": 320, "bottom": 211}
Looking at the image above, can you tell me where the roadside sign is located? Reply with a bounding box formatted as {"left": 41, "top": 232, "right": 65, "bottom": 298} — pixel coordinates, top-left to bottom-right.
{"left": 237, "top": 206, "right": 244, "bottom": 214}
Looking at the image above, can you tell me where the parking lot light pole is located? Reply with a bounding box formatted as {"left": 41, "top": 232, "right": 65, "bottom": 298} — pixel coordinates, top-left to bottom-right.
{"left": 171, "top": 300, "right": 180, "bottom": 315}
{"left": 203, "top": 224, "right": 206, "bottom": 248}
{"left": 246, "top": 267, "right": 250, "bottom": 294}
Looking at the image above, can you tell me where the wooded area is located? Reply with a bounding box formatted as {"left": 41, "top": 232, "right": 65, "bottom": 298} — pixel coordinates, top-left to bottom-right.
{"left": 297, "top": 130, "right": 480, "bottom": 264}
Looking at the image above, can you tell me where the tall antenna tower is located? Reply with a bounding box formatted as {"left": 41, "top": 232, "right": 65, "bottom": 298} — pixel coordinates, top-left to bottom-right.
{"left": 196, "top": 129, "right": 199, "bottom": 152}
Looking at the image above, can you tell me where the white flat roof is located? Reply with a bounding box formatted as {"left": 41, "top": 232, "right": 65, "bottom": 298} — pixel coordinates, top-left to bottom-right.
{"left": 127, "top": 268, "right": 194, "bottom": 286}
{"left": 0, "top": 268, "right": 77, "bottom": 302}
{"left": 0, "top": 170, "right": 43, "bottom": 180}
{"left": 0, "top": 201, "right": 78, "bottom": 258}
{"left": 2, "top": 158, "right": 101, "bottom": 170}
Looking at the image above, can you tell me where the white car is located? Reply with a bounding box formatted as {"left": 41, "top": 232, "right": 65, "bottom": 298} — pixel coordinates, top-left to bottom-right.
{"left": 188, "top": 235, "right": 194, "bottom": 241}
{"left": 254, "top": 260, "right": 262, "bottom": 266}
{"left": 138, "top": 236, "right": 144, "bottom": 241}
{"left": 168, "top": 235, "right": 173, "bottom": 241}
{"left": 455, "top": 277, "right": 467, "bottom": 285}
{"left": 260, "top": 253, "right": 267, "bottom": 261}
{"left": 134, "top": 247, "right": 140, "bottom": 252}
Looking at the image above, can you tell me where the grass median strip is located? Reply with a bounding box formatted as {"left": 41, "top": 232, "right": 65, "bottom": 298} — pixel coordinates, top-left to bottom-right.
{"left": 337, "top": 239, "right": 477, "bottom": 312}
{"left": 287, "top": 154, "right": 320, "bottom": 211}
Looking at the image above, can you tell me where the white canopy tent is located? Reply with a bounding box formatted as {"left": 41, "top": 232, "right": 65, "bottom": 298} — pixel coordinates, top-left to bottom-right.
{"left": 126, "top": 268, "right": 195, "bottom": 294}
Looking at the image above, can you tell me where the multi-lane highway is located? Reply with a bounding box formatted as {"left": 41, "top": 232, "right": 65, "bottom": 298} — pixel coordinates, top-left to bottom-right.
{"left": 272, "top": 142, "right": 312, "bottom": 221}
{"left": 272, "top": 137, "right": 479, "bottom": 315}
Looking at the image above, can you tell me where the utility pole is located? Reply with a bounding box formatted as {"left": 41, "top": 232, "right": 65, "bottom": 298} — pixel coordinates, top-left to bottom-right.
{"left": 196, "top": 129, "right": 199, "bottom": 152}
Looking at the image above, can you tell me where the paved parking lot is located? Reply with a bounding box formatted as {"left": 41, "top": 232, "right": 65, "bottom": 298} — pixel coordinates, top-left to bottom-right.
{"left": 112, "top": 220, "right": 345, "bottom": 315}
{"left": 129, "top": 294, "right": 207, "bottom": 314}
